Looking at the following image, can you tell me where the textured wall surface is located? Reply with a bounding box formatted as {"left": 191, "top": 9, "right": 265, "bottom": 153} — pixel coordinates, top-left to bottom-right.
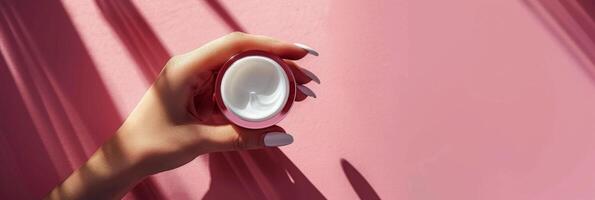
{"left": 1, "top": 0, "right": 595, "bottom": 199}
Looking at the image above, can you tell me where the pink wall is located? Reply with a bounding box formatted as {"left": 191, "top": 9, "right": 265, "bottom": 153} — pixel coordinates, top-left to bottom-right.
{"left": 1, "top": 0, "right": 595, "bottom": 199}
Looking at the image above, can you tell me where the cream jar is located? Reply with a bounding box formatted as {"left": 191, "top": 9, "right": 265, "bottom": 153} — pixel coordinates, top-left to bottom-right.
{"left": 214, "top": 50, "right": 296, "bottom": 129}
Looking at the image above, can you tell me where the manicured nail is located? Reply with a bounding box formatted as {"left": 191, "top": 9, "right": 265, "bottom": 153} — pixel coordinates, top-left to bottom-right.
{"left": 264, "top": 132, "right": 294, "bottom": 147}
{"left": 299, "top": 67, "right": 321, "bottom": 84}
{"left": 297, "top": 85, "right": 317, "bottom": 98}
{"left": 294, "top": 43, "right": 319, "bottom": 56}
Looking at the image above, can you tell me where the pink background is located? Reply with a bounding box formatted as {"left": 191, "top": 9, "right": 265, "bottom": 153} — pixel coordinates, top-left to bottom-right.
{"left": 1, "top": 0, "right": 595, "bottom": 199}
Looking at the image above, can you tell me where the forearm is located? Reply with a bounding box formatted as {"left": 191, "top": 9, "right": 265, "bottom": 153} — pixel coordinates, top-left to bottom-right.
{"left": 45, "top": 132, "right": 146, "bottom": 200}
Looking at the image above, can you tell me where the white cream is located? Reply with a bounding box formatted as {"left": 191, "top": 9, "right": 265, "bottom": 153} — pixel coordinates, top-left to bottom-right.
{"left": 221, "top": 56, "right": 289, "bottom": 121}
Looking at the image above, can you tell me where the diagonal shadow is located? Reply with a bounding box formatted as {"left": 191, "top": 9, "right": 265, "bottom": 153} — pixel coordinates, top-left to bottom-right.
{"left": 204, "top": 0, "right": 246, "bottom": 32}
{"left": 204, "top": 148, "right": 326, "bottom": 200}
{"left": 341, "top": 159, "right": 381, "bottom": 200}
{"left": 0, "top": 0, "right": 165, "bottom": 199}
{"left": 0, "top": 0, "right": 126, "bottom": 198}
{"left": 0, "top": 0, "right": 91, "bottom": 169}
{"left": 203, "top": 152, "right": 267, "bottom": 200}
{"left": 521, "top": 0, "right": 595, "bottom": 84}
{"left": 0, "top": 48, "right": 57, "bottom": 200}
{"left": 96, "top": 0, "right": 171, "bottom": 83}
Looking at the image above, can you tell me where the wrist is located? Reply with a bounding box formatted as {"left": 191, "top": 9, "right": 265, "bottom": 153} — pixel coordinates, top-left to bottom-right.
{"left": 79, "top": 131, "right": 148, "bottom": 199}
{"left": 45, "top": 129, "right": 148, "bottom": 200}
{"left": 102, "top": 125, "right": 152, "bottom": 181}
{"left": 96, "top": 137, "right": 146, "bottom": 183}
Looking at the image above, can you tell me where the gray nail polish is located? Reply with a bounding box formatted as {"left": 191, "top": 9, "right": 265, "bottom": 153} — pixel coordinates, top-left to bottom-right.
{"left": 297, "top": 85, "right": 317, "bottom": 98}
{"left": 264, "top": 132, "right": 294, "bottom": 147}
{"left": 299, "top": 67, "right": 321, "bottom": 84}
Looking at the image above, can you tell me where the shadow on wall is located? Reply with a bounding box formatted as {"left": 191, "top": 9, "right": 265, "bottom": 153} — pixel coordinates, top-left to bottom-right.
{"left": 0, "top": 0, "right": 165, "bottom": 199}
{"left": 0, "top": 0, "right": 124, "bottom": 198}
{"left": 341, "top": 159, "right": 381, "bottom": 200}
{"left": 96, "top": 0, "right": 171, "bottom": 82}
{"left": 0, "top": 47, "right": 57, "bottom": 200}
{"left": 204, "top": 0, "right": 247, "bottom": 32}
{"left": 205, "top": 148, "right": 325, "bottom": 199}
{"left": 521, "top": 0, "right": 595, "bottom": 83}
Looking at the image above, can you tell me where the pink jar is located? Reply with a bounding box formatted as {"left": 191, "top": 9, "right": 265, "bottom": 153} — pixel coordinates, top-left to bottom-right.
{"left": 214, "top": 50, "right": 297, "bottom": 129}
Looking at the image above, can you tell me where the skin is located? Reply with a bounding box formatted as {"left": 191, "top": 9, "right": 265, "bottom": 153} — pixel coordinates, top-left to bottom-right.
{"left": 45, "top": 32, "right": 316, "bottom": 200}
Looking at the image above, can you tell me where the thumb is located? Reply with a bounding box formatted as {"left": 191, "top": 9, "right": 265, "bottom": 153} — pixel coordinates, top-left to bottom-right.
{"left": 201, "top": 125, "right": 294, "bottom": 152}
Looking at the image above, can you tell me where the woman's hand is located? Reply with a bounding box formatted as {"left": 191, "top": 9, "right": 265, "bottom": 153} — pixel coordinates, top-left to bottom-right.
{"left": 45, "top": 32, "right": 319, "bottom": 200}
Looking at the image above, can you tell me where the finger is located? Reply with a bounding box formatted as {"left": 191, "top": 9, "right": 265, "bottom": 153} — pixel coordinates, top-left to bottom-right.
{"left": 295, "top": 88, "right": 308, "bottom": 102}
{"left": 297, "top": 85, "right": 317, "bottom": 99}
{"left": 285, "top": 60, "right": 321, "bottom": 84}
{"left": 295, "top": 85, "right": 316, "bottom": 102}
{"left": 178, "top": 32, "right": 315, "bottom": 73}
{"left": 294, "top": 43, "right": 319, "bottom": 56}
{"left": 200, "top": 125, "right": 293, "bottom": 152}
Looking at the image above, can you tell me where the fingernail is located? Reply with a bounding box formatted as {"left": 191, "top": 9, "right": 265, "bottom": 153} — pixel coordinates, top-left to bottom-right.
{"left": 264, "top": 132, "right": 294, "bottom": 147}
{"left": 297, "top": 85, "right": 317, "bottom": 98}
{"left": 294, "top": 43, "right": 319, "bottom": 56}
{"left": 299, "top": 67, "right": 321, "bottom": 84}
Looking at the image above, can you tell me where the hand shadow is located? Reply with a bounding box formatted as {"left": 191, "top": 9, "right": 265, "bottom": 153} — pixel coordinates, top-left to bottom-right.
{"left": 341, "top": 159, "right": 381, "bottom": 200}
{"left": 204, "top": 148, "right": 326, "bottom": 200}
